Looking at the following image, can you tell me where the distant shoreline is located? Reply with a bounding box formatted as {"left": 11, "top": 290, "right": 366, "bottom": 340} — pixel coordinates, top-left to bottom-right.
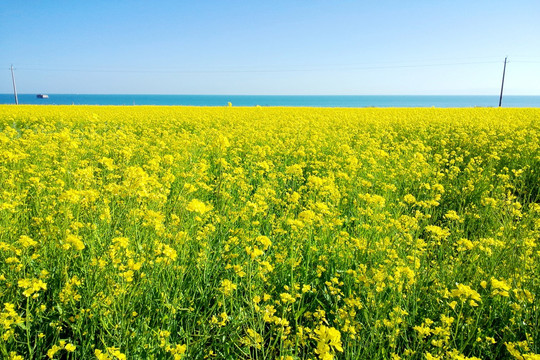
{"left": 2, "top": 94, "right": 540, "bottom": 107}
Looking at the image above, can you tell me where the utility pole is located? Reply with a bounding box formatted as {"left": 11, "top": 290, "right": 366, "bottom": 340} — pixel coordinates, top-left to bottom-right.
{"left": 498, "top": 57, "right": 507, "bottom": 107}
{"left": 10, "top": 64, "right": 19, "bottom": 105}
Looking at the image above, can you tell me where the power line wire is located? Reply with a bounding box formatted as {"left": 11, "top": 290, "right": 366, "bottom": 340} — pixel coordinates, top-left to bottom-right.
{"left": 10, "top": 60, "right": 504, "bottom": 74}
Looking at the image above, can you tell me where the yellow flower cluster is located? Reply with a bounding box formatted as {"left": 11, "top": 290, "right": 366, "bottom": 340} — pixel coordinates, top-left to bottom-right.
{"left": 0, "top": 105, "right": 539, "bottom": 359}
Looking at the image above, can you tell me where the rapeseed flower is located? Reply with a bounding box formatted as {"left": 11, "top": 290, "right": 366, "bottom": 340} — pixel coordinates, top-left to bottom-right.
{"left": 0, "top": 105, "right": 538, "bottom": 359}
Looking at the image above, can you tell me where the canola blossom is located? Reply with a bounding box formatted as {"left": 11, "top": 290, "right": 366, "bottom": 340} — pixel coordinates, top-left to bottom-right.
{"left": 0, "top": 105, "right": 539, "bottom": 359}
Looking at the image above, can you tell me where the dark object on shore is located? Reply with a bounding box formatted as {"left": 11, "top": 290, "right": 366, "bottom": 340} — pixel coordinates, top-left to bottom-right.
{"left": 37, "top": 94, "right": 49, "bottom": 99}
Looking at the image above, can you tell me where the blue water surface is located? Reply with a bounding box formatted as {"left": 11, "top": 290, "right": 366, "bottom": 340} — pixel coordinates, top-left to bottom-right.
{"left": 1, "top": 94, "right": 540, "bottom": 107}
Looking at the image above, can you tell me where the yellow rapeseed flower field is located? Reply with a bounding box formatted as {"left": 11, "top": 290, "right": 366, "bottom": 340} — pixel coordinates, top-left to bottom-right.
{"left": 0, "top": 105, "right": 539, "bottom": 359}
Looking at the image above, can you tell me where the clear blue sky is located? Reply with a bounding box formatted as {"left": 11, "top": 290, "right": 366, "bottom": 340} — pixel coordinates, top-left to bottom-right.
{"left": 1, "top": 0, "right": 539, "bottom": 95}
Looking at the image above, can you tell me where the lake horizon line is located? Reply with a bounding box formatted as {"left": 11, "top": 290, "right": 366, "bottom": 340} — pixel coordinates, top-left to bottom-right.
{"left": 2, "top": 94, "right": 540, "bottom": 108}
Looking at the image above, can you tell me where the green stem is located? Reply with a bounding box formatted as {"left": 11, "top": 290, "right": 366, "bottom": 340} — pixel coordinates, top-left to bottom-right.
{"left": 26, "top": 298, "right": 34, "bottom": 358}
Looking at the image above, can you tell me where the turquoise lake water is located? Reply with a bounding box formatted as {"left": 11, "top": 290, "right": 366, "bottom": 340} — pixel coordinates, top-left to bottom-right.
{"left": 1, "top": 94, "right": 540, "bottom": 107}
